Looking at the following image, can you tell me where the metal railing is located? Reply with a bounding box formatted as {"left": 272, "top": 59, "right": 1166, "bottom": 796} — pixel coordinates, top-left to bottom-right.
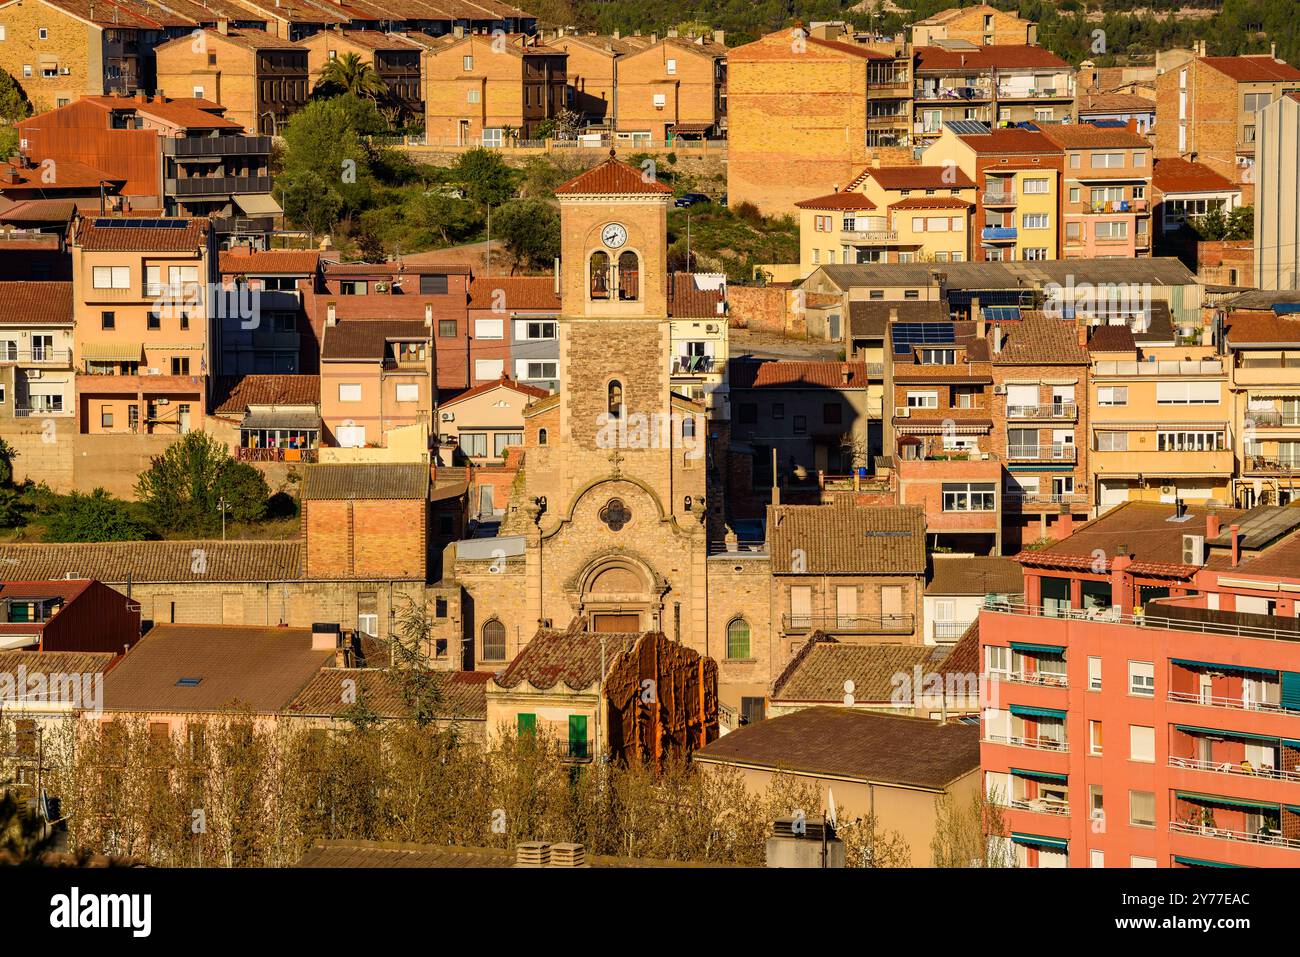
{"left": 983, "top": 733, "right": 1068, "bottom": 752}
{"left": 986, "top": 670, "right": 1069, "bottom": 688}
{"left": 163, "top": 135, "right": 272, "bottom": 157}
{"left": 933, "top": 620, "right": 974, "bottom": 640}
{"left": 14, "top": 406, "right": 71, "bottom": 418}
{"left": 1167, "top": 690, "right": 1288, "bottom": 715}
{"left": 1092, "top": 359, "right": 1224, "bottom": 376}
{"left": 1007, "top": 443, "right": 1076, "bottom": 462}
{"left": 166, "top": 175, "right": 273, "bottom": 196}
{"left": 556, "top": 740, "right": 592, "bottom": 761}
{"left": 1245, "top": 410, "right": 1300, "bottom": 428}
{"left": 0, "top": 349, "right": 72, "bottom": 364}
{"left": 236, "top": 447, "right": 318, "bottom": 463}
{"left": 841, "top": 228, "right": 898, "bottom": 243}
{"left": 1169, "top": 820, "right": 1300, "bottom": 851}
{"left": 1169, "top": 755, "right": 1300, "bottom": 783}
{"left": 1003, "top": 492, "right": 1088, "bottom": 507}
{"left": 1009, "top": 798, "right": 1070, "bottom": 816}
{"left": 1006, "top": 402, "right": 1077, "bottom": 420}
{"left": 672, "top": 355, "right": 715, "bottom": 375}
{"left": 914, "top": 85, "right": 991, "bottom": 100}
{"left": 982, "top": 226, "right": 1018, "bottom": 241}
{"left": 981, "top": 191, "right": 1017, "bottom": 206}
{"left": 783, "top": 613, "right": 914, "bottom": 635}
{"left": 984, "top": 598, "right": 1300, "bottom": 644}
{"left": 1243, "top": 456, "right": 1300, "bottom": 473}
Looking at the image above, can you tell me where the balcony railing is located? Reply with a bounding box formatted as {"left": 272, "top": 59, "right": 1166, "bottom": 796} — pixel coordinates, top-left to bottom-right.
{"left": 163, "top": 135, "right": 273, "bottom": 158}
{"left": 934, "top": 620, "right": 974, "bottom": 641}
{"left": 1243, "top": 456, "right": 1300, "bottom": 473}
{"left": 981, "top": 191, "right": 1017, "bottom": 206}
{"left": 783, "top": 614, "right": 914, "bottom": 635}
{"left": 840, "top": 228, "right": 898, "bottom": 244}
{"left": 672, "top": 355, "right": 715, "bottom": 375}
{"left": 1007, "top": 443, "right": 1076, "bottom": 462}
{"left": 1167, "top": 690, "right": 1288, "bottom": 715}
{"left": 1169, "top": 755, "right": 1300, "bottom": 783}
{"left": 914, "top": 85, "right": 991, "bottom": 101}
{"left": 1003, "top": 492, "right": 1088, "bottom": 508}
{"left": 166, "top": 175, "right": 273, "bottom": 197}
{"left": 14, "top": 406, "right": 72, "bottom": 418}
{"left": 984, "top": 599, "right": 1300, "bottom": 644}
{"left": 1169, "top": 820, "right": 1300, "bottom": 851}
{"left": 998, "top": 86, "right": 1070, "bottom": 99}
{"left": 1006, "top": 402, "right": 1077, "bottom": 421}
{"left": 1245, "top": 410, "right": 1300, "bottom": 428}
{"left": 983, "top": 733, "right": 1068, "bottom": 752}
{"left": 1009, "top": 798, "right": 1070, "bottom": 816}
{"left": 556, "top": 740, "right": 592, "bottom": 762}
{"left": 236, "top": 447, "right": 318, "bottom": 463}
{"left": 986, "top": 670, "right": 1069, "bottom": 688}
{"left": 0, "top": 349, "right": 72, "bottom": 365}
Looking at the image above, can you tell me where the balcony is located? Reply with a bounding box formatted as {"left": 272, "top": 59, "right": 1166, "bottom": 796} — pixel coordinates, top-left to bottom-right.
{"left": 1234, "top": 356, "right": 1300, "bottom": 386}
{"left": 163, "top": 135, "right": 273, "bottom": 158}
{"left": 14, "top": 406, "right": 72, "bottom": 418}
{"left": 556, "top": 740, "right": 593, "bottom": 762}
{"left": 984, "top": 598, "right": 1300, "bottom": 644}
{"left": 1006, "top": 402, "right": 1077, "bottom": 421}
{"left": 986, "top": 670, "right": 1069, "bottom": 689}
{"left": 840, "top": 228, "right": 898, "bottom": 244}
{"left": 1167, "top": 690, "right": 1290, "bottom": 716}
{"left": 782, "top": 614, "right": 914, "bottom": 636}
{"left": 236, "top": 447, "right": 318, "bottom": 463}
{"left": 998, "top": 86, "right": 1071, "bottom": 99}
{"left": 1242, "top": 455, "right": 1300, "bottom": 475}
{"left": 165, "top": 175, "right": 273, "bottom": 197}
{"left": 1169, "top": 755, "right": 1300, "bottom": 784}
{"left": 983, "top": 733, "right": 1068, "bottom": 753}
{"left": 981, "top": 190, "right": 1017, "bottom": 206}
{"left": 981, "top": 226, "right": 1018, "bottom": 242}
{"left": 1003, "top": 492, "right": 1088, "bottom": 511}
{"left": 672, "top": 355, "right": 716, "bottom": 375}
{"left": 914, "top": 84, "right": 991, "bottom": 101}
{"left": 0, "top": 348, "right": 72, "bottom": 366}
{"left": 934, "top": 620, "right": 974, "bottom": 641}
{"left": 1169, "top": 820, "right": 1300, "bottom": 851}
{"left": 1245, "top": 409, "right": 1300, "bottom": 429}
{"left": 1007, "top": 443, "right": 1076, "bottom": 463}
{"left": 1008, "top": 797, "right": 1070, "bottom": 816}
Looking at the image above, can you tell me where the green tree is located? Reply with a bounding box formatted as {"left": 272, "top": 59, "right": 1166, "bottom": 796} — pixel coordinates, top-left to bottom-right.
{"left": 0, "top": 437, "right": 16, "bottom": 487}
{"left": 0, "top": 70, "right": 30, "bottom": 158}
{"left": 45, "top": 489, "right": 150, "bottom": 542}
{"left": 134, "top": 431, "right": 270, "bottom": 536}
{"left": 275, "top": 97, "right": 375, "bottom": 231}
{"left": 493, "top": 198, "right": 561, "bottom": 271}
{"left": 453, "top": 147, "right": 515, "bottom": 209}
{"left": 313, "top": 52, "right": 387, "bottom": 101}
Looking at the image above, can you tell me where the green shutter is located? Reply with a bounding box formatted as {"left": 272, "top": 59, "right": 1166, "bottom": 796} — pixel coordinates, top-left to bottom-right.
{"left": 1282, "top": 673, "right": 1300, "bottom": 712}
{"left": 568, "top": 715, "right": 588, "bottom": 759}
{"left": 517, "top": 713, "right": 536, "bottom": 736}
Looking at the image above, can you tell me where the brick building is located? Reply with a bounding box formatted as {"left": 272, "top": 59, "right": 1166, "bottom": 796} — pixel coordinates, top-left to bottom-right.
{"left": 910, "top": 4, "right": 1037, "bottom": 47}
{"left": 613, "top": 33, "right": 727, "bottom": 143}
{"left": 0, "top": 578, "right": 140, "bottom": 652}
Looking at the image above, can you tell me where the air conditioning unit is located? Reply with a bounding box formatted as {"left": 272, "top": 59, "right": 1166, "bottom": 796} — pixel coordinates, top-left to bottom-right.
{"left": 1160, "top": 484, "right": 1175, "bottom": 494}
{"left": 156, "top": 397, "right": 170, "bottom": 405}
{"left": 1182, "top": 533, "right": 1205, "bottom": 566}
{"left": 440, "top": 411, "right": 455, "bottom": 421}
{"left": 706, "top": 323, "right": 717, "bottom": 333}
{"left": 894, "top": 406, "right": 910, "bottom": 418}
{"left": 147, "top": 367, "right": 160, "bottom": 375}
{"left": 27, "top": 370, "right": 40, "bottom": 379}
{"left": 993, "top": 384, "right": 1007, "bottom": 394}
{"left": 60, "top": 66, "right": 70, "bottom": 75}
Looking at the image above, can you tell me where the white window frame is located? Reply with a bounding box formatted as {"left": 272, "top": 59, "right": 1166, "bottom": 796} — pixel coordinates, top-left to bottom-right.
{"left": 338, "top": 383, "right": 362, "bottom": 402}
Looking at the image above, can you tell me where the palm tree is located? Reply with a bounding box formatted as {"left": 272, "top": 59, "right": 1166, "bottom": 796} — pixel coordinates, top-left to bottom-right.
{"left": 314, "top": 52, "right": 387, "bottom": 101}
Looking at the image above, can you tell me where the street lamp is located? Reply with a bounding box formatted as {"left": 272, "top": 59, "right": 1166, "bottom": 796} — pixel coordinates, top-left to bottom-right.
{"left": 217, "top": 495, "right": 231, "bottom": 541}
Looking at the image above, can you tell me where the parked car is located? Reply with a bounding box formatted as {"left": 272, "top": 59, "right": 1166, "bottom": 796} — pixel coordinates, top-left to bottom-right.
{"left": 674, "top": 193, "right": 711, "bottom": 208}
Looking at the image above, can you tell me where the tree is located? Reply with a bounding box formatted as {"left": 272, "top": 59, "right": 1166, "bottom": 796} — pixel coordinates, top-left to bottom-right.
{"left": 313, "top": 52, "right": 387, "bottom": 102}
{"left": 0, "top": 70, "right": 31, "bottom": 158}
{"left": 0, "top": 437, "right": 16, "bottom": 487}
{"left": 453, "top": 147, "right": 515, "bottom": 209}
{"left": 931, "top": 785, "right": 1016, "bottom": 868}
{"left": 45, "top": 489, "right": 150, "bottom": 542}
{"left": 1190, "top": 205, "right": 1254, "bottom": 241}
{"left": 383, "top": 595, "right": 446, "bottom": 726}
{"left": 275, "top": 97, "right": 375, "bottom": 231}
{"left": 492, "top": 198, "right": 560, "bottom": 271}
{"left": 0, "top": 787, "right": 58, "bottom": 865}
{"left": 134, "top": 431, "right": 269, "bottom": 536}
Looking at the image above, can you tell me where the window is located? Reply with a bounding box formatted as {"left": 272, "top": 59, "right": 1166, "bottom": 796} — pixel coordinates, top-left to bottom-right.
{"left": 666, "top": 57, "right": 677, "bottom": 75}
{"left": 1094, "top": 221, "right": 1128, "bottom": 241}
{"left": 474, "top": 359, "right": 504, "bottom": 380}
{"left": 338, "top": 383, "right": 362, "bottom": 402}
{"left": 479, "top": 619, "right": 506, "bottom": 660}
{"left": 726, "top": 618, "right": 750, "bottom": 659}
{"left": 395, "top": 383, "right": 419, "bottom": 402}
{"left": 463, "top": 55, "right": 474, "bottom": 71}
{"left": 1089, "top": 720, "right": 1103, "bottom": 755}
{"left": 101, "top": 407, "right": 114, "bottom": 429}
{"left": 919, "top": 348, "right": 955, "bottom": 365}
{"left": 419, "top": 274, "right": 448, "bottom": 295}
{"left": 906, "top": 391, "right": 938, "bottom": 409}
{"left": 170, "top": 357, "right": 190, "bottom": 375}
{"left": 474, "top": 318, "right": 504, "bottom": 339}
{"left": 1097, "top": 386, "right": 1127, "bottom": 407}
{"left": 1091, "top": 152, "right": 1125, "bottom": 169}
{"left": 519, "top": 360, "right": 557, "bottom": 380}
{"left": 792, "top": 414, "right": 807, "bottom": 435}
{"left": 1155, "top": 381, "right": 1219, "bottom": 405}
{"left": 538, "top": 428, "right": 547, "bottom": 446}
{"left": 1088, "top": 656, "right": 1102, "bottom": 691}
{"left": 823, "top": 402, "right": 842, "bottom": 425}
{"left": 523, "top": 321, "right": 556, "bottom": 340}
{"left": 985, "top": 645, "right": 1011, "bottom": 675}
{"left": 1095, "top": 431, "right": 1128, "bottom": 452}
{"left": 438, "top": 319, "right": 457, "bottom": 338}
{"left": 460, "top": 432, "right": 487, "bottom": 457}
{"left": 942, "top": 482, "right": 996, "bottom": 512}
{"left": 1157, "top": 430, "right": 1224, "bottom": 452}
{"left": 493, "top": 432, "right": 522, "bottom": 458}
{"left": 1022, "top": 247, "right": 1048, "bottom": 261}
{"left": 1128, "top": 661, "right": 1154, "bottom": 697}
{"left": 339, "top": 280, "right": 368, "bottom": 295}
{"left": 1131, "top": 856, "right": 1156, "bottom": 868}
{"left": 1243, "top": 92, "right": 1271, "bottom": 113}
{"left": 1090, "top": 850, "right": 1105, "bottom": 868}
{"left": 481, "top": 127, "right": 502, "bottom": 147}
{"left": 147, "top": 312, "right": 161, "bottom": 331}
{"left": 38, "top": 27, "right": 48, "bottom": 39}
{"left": 771, "top": 403, "right": 784, "bottom": 420}
{"left": 1129, "top": 725, "right": 1154, "bottom": 763}
{"left": 1022, "top": 178, "right": 1049, "bottom": 194}
{"left": 1129, "top": 790, "right": 1155, "bottom": 828}
{"left": 92, "top": 266, "right": 130, "bottom": 289}
{"left": 607, "top": 380, "right": 623, "bottom": 418}
{"left": 101, "top": 311, "right": 115, "bottom": 330}
{"left": 1022, "top": 213, "right": 1049, "bottom": 230}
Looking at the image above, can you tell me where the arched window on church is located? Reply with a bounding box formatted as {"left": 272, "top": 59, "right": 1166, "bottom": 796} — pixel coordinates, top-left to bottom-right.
{"left": 617, "top": 251, "right": 639, "bottom": 301}
{"left": 608, "top": 380, "right": 623, "bottom": 419}
{"left": 482, "top": 619, "right": 506, "bottom": 662}
{"left": 726, "top": 618, "right": 750, "bottom": 660}
{"left": 590, "top": 251, "right": 610, "bottom": 300}
{"left": 538, "top": 428, "right": 548, "bottom": 445}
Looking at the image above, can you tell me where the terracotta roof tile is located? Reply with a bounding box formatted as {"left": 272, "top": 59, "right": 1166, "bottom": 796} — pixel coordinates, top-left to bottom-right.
{"left": 103, "top": 624, "right": 333, "bottom": 714}
{"left": 667, "top": 273, "right": 726, "bottom": 319}
{"left": 888, "top": 196, "right": 972, "bottom": 210}
{"left": 1226, "top": 312, "right": 1300, "bottom": 345}
{"left": 693, "top": 707, "right": 980, "bottom": 789}
{"left": 1087, "top": 324, "right": 1137, "bottom": 353}
{"left": 768, "top": 499, "right": 926, "bottom": 575}
{"left": 439, "top": 376, "right": 549, "bottom": 408}
{"left": 848, "top": 299, "right": 946, "bottom": 338}
{"left": 0, "top": 650, "right": 117, "bottom": 681}
{"left": 867, "top": 166, "right": 975, "bottom": 190}
{"left": 301, "top": 463, "right": 429, "bottom": 501}
{"left": 73, "top": 216, "right": 207, "bottom": 252}
{"left": 494, "top": 628, "right": 641, "bottom": 691}
{"left": 554, "top": 156, "right": 673, "bottom": 195}
{"left": 915, "top": 44, "right": 1070, "bottom": 72}
{"left": 320, "top": 319, "right": 429, "bottom": 360}
{"left": 1038, "top": 122, "right": 1150, "bottom": 149}
{"left": 956, "top": 126, "right": 1061, "bottom": 154}
{"left": 772, "top": 639, "right": 948, "bottom": 703}
{"left": 212, "top": 374, "right": 321, "bottom": 414}
{"left": 990, "top": 317, "right": 1088, "bottom": 364}
{"left": 794, "top": 191, "right": 878, "bottom": 211}
{"left": 729, "top": 359, "right": 870, "bottom": 389}
{"left": 1152, "top": 157, "right": 1237, "bottom": 194}
{"left": 926, "top": 555, "right": 1023, "bottom": 595}
{"left": 219, "top": 248, "right": 321, "bottom": 274}
{"left": 0, "top": 199, "right": 77, "bottom": 224}
{"left": 467, "top": 275, "right": 560, "bottom": 310}
{"left": 286, "top": 668, "right": 490, "bottom": 720}
{"left": 1077, "top": 92, "right": 1157, "bottom": 114}
{"left": 1201, "top": 55, "right": 1300, "bottom": 83}
{"left": 0, "top": 282, "right": 74, "bottom": 325}
{"left": 1, "top": 157, "right": 124, "bottom": 191}
{"left": 0, "top": 541, "right": 301, "bottom": 582}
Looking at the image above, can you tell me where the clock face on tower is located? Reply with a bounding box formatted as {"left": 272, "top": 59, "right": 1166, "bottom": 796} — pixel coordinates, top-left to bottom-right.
{"left": 601, "top": 223, "right": 628, "bottom": 249}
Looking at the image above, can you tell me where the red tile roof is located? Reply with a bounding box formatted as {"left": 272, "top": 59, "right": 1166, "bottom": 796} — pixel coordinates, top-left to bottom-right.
{"left": 1, "top": 157, "right": 124, "bottom": 191}
{"left": 73, "top": 216, "right": 207, "bottom": 252}
{"left": 1152, "top": 157, "right": 1236, "bottom": 194}
{"left": 991, "top": 316, "right": 1088, "bottom": 364}
{"left": 554, "top": 156, "right": 673, "bottom": 195}
{"left": 915, "top": 44, "right": 1070, "bottom": 72}
{"left": 806, "top": 36, "right": 892, "bottom": 60}
{"left": 439, "top": 376, "right": 550, "bottom": 409}
{"left": 219, "top": 248, "right": 321, "bottom": 275}
{"left": 1225, "top": 312, "right": 1300, "bottom": 345}
{"left": 1077, "top": 92, "right": 1157, "bottom": 114}
{"left": 495, "top": 628, "right": 642, "bottom": 691}
{"left": 1038, "top": 122, "right": 1150, "bottom": 149}
{"left": 729, "top": 359, "right": 870, "bottom": 389}
{"left": 213, "top": 374, "right": 321, "bottom": 415}
{"left": 0, "top": 199, "right": 77, "bottom": 224}
{"left": 81, "top": 95, "right": 241, "bottom": 130}
{"left": 467, "top": 275, "right": 560, "bottom": 310}
{"left": 1201, "top": 55, "right": 1300, "bottom": 83}
{"left": 0, "top": 282, "right": 74, "bottom": 325}
{"left": 794, "top": 191, "right": 877, "bottom": 211}
{"left": 956, "top": 127, "right": 1060, "bottom": 154}
{"left": 889, "top": 196, "right": 972, "bottom": 209}
{"left": 667, "top": 273, "right": 726, "bottom": 319}
{"left": 867, "top": 165, "right": 975, "bottom": 190}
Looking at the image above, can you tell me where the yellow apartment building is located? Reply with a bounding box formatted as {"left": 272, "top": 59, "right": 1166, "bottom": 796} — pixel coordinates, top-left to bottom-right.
{"left": 1088, "top": 325, "right": 1232, "bottom": 511}
{"left": 612, "top": 33, "right": 727, "bottom": 143}
{"left": 70, "top": 215, "right": 212, "bottom": 436}
{"left": 1225, "top": 311, "right": 1300, "bottom": 508}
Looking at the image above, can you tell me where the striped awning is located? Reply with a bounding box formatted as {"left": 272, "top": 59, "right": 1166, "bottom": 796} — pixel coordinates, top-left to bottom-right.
{"left": 1174, "top": 856, "right": 1244, "bottom": 868}
{"left": 1010, "top": 704, "right": 1066, "bottom": 719}
{"left": 1010, "top": 768, "right": 1068, "bottom": 783}
{"left": 1010, "top": 641, "right": 1065, "bottom": 655}
{"left": 1171, "top": 658, "right": 1277, "bottom": 676}
{"left": 81, "top": 342, "right": 143, "bottom": 361}
{"left": 1011, "top": 832, "right": 1067, "bottom": 850}
{"left": 1174, "top": 724, "right": 1278, "bottom": 744}
{"left": 1176, "top": 791, "right": 1278, "bottom": 812}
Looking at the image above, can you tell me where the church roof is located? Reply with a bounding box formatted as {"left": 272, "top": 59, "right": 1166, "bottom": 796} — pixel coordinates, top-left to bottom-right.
{"left": 554, "top": 155, "right": 674, "bottom": 196}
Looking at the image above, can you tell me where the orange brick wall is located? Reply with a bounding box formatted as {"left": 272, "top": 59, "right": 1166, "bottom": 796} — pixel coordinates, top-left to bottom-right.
{"left": 304, "top": 498, "right": 427, "bottom": 580}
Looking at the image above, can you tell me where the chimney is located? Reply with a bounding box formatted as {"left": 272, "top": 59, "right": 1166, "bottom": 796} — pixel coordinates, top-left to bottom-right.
{"left": 1059, "top": 508, "right": 1073, "bottom": 538}
{"left": 310, "top": 622, "right": 340, "bottom": 652}
{"left": 841, "top": 363, "right": 852, "bottom": 385}
{"left": 1230, "top": 524, "right": 1241, "bottom": 567}
{"left": 613, "top": 28, "right": 620, "bottom": 39}
{"left": 1111, "top": 552, "right": 1133, "bottom": 614}
{"left": 454, "top": 25, "right": 464, "bottom": 38}
{"left": 971, "top": 295, "right": 983, "bottom": 336}
{"left": 888, "top": 306, "right": 898, "bottom": 324}
{"left": 424, "top": 303, "right": 433, "bottom": 328}
{"left": 1126, "top": 117, "right": 1137, "bottom": 134}
{"left": 515, "top": 841, "right": 551, "bottom": 867}
{"left": 1206, "top": 513, "right": 1221, "bottom": 540}
{"left": 1076, "top": 316, "right": 1088, "bottom": 347}
{"left": 326, "top": 302, "right": 337, "bottom": 326}
{"left": 650, "top": 32, "right": 658, "bottom": 44}
{"left": 713, "top": 30, "right": 725, "bottom": 45}
{"left": 217, "top": 17, "right": 229, "bottom": 35}
{"left": 553, "top": 256, "right": 561, "bottom": 295}
{"left": 548, "top": 843, "right": 588, "bottom": 868}
{"left": 992, "top": 325, "right": 1003, "bottom": 354}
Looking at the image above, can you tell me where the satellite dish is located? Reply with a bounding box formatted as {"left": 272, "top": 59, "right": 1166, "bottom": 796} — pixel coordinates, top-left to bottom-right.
{"left": 843, "top": 679, "right": 856, "bottom": 707}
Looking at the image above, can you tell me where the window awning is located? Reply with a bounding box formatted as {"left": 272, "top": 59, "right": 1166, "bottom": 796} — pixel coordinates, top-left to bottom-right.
{"left": 1176, "top": 791, "right": 1278, "bottom": 812}
{"left": 1011, "top": 832, "right": 1068, "bottom": 850}
{"left": 1010, "top": 641, "right": 1065, "bottom": 655}
{"left": 1171, "top": 658, "right": 1278, "bottom": 676}
{"left": 242, "top": 410, "right": 321, "bottom": 431}
{"left": 1010, "top": 704, "right": 1066, "bottom": 719}
{"left": 81, "top": 342, "right": 143, "bottom": 361}
{"left": 1174, "top": 724, "right": 1279, "bottom": 744}
{"left": 233, "top": 193, "right": 283, "bottom": 216}
{"left": 1010, "top": 768, "right": 1068, "bottom": 783}
{"left": 1173, "top": 856, "right": 1244, "bottom": 868}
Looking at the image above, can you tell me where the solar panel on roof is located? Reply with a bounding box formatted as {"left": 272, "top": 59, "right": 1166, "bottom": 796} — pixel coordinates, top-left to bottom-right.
{"left": 983, "top": 306, "right": 1022, "bottom": 321}
{"left": 892, "top": 322, "right": 956, "bottom": 354}
{"left": 92, "top": 217, "right": 188, "bottom": 229}
{"left": 946, "top": 119, "right": 990, "bottom": 136}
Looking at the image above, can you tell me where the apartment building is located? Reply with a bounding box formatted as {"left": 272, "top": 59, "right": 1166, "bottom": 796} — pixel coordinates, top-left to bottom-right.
{"left": 154, "top": 26, "right": 309, "bottom": 135}
{"left": 211, "top": 372, "right": 320, "bottom": 464}
{"left": 433, "top": 377, "right": 544, "bottom": 478}
{"left": 923, "top": 123, "right": 1063, "bottom": 263}
{"left": 1224, "top": 309, "right": 1300, "bottom": 507}
{"left": 70, "top": 215, "right": 213, "bottom": 435}
{"left": 300, "top": 29, "right": 424, "bottom": 120}
{"left": 1038, "top": 122, "right": 1153, "bottom": 259}
{"left": 1253, "top": 92, "right": 1300, "bottom": 291}
{"left": 910, "top": 4, "right": 1037, "bottom": 47}
{"left": 465, "top": 275, "right": 559, "bottom": 391}
{"left": 727, "top": 28, "right": 911, "bottom": 216}
{"left": 15, "top": 94, "right": 278, "bottom": 225}
{"left": 1088, "top": 324, "right": 1232, "bottom": 511}
{"left": 216, "top": 246, "right": 321, "bottom": 375}
{"left": 0, "top": 280, "right": 75, "bottom": 421}
{"left": 667, "top": 272, "right": 728, "bottom": 412}
{"left": 422, "top": 33, "right": 567, "bottom": 144}
{"left": 318, "top": 316, "right": 432, "bottom": 448}
{"left": 613, "top": 33, "right": 727, "bottom": 143}
{"left": 981, "top": 500, "right": 1300, "bottom": 867}
{"left": 1152, "top": 157, "right": 1241, "bottom": 239}
{"left": 911, "top": 44, "right": 1074, "bottom": 145}
{"left": 548, "top": 32, "right": 647, "bottom": 127}
{"left": 795, "top": 164, "right": 977, "bottom": 273}
{"left": 1154, "top": 49, "right": 1300, "bottom": 206}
